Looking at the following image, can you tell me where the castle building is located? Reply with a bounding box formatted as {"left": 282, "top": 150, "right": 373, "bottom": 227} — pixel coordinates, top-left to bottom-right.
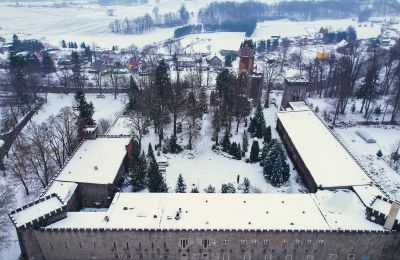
{"left": 8, "top": 112, "right": 400, "bottom": 260}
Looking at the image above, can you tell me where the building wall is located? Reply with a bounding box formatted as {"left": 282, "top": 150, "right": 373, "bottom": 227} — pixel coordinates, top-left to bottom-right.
{"left": 281, "top": 85, "right": 308, "bottom": 110}
{"left": 34, "top": 229, "right": 400, "bottom": 260}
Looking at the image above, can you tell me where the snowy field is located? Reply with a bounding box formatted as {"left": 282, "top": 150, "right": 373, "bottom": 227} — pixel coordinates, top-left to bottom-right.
{"left": 0, "top": 0, "right": 389, "bottom": 51}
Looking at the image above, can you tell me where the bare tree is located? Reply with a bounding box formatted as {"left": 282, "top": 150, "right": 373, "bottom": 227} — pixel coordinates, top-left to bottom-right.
{"left": 0, "top": 186, "right": 14, "bottom": 246}
{"left": 126, "top": 111, "right": 150, "bottom": 148}
{"left": 263, "top": 60, "right": 279, "bottom": 108}
{"left": 8, "top": 136, "right": 32, "bottom": 195}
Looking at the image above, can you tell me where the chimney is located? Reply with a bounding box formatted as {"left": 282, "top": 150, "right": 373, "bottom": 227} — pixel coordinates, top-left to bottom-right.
{"left": 384, "top": 201, "right": 400, "bottom": 230}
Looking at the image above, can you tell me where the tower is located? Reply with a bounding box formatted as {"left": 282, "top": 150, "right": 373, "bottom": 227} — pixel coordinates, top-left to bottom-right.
{"left": 280, "top": 77, "right": 309, "bottom": 110}
{"left": 239, "top": 39, "right": 256, "bottom": 75}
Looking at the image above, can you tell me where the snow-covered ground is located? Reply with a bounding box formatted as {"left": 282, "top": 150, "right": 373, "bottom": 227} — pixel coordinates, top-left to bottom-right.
{"left": 110, "top": 91, "right": 306, "bottom": 193}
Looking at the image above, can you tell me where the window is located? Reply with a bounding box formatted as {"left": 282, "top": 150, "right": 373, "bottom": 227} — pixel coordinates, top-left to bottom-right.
{"left": 318, "top": 240, "right": 324, "bottom": 246}
{"left": 262, "top": 240, "right": 269, "bottom": 246}
{"left": 329, "top": 254, "right": 337, "bottom": 259}
{"left": 306, "top": 240, "right": 312, "bottom": 246}
{"left": 240, "top": 240, "right": 247, "bottom": 245}
{"left": 138, "top": 253, "right": 144, "bottom": 259}
{"left": 202, "top": 239, "right": 210, "bottom": 249}
{"left": 202, "top": 253, "right": 209, "bottom": 258}
{"left": 150, "top": 253, "right": 156, "bottom": 258}
{"left": 294, "top": 239, "right": 301, "bottom": 245}
{"left": 251, "top": 240, "right": 257, "bottom": 245}
{"left": 347, "top": 254, "right": 355, "bottom": 260}
{"left": 181, "top": 253, "right": 188, "bottom": 258}
{"left": 264, "top": 255, "right": 272, "bottom": 260}
{"left": 180, "top": 239, "right": 188, "bottom": 249}
{"left": 306, "top": 255, "right": 313, "bottom": 260}
{"left": 362, "top": 256, "right": 369, "bottom": 260}
{"left": 243, "top": 253, "right": 251, "bottom": 260}
{"left": 223, "top": 239, "right": 229, "bottom": 245}
{"left": 126, "top": 253, "right": 132, "bottom": 259}
{"left": 286, "top": 255, "right": 292, "bottom": 260}
{"left": 113, "top": 253, "right": 119, "bottom": 259}
{"left": 223, "top": 253, "right": 230, "bottom": 260}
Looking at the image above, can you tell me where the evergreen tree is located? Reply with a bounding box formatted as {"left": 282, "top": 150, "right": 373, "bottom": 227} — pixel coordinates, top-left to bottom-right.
{"left": 236, "top": 143, "right": 242, "bottom": 160}
{"left": 263, "top": 141, "right": 290, "bottom": 187}
{"left": 261, "top": 138, "right": 279, "bottom": 161}
{"left": 221, "top": 183, "right": 236, "bottom": 193}
{"left": 61, "top": 40, "right": 67, "bottom": 48}
{"left": 147, "top": 143, "right": 156, "bottom": 163}
{"left": 129, "top": 145, "right": 147, "bottom": 192}
{"left": 222, "top": 130, "right": 231, "bottom": 152}
{"left": 80, "top": 42, "right": 86, "bottom": 49}
{"left": 204, "top": 185, "right": 216, "bottom": 193}
{"left": 84, "top": 46, "right": 92, "bottom": 63}
{"left": 251, "top": 104, "right": 266, "bottom": 139}
{"left": 249, "top": 140, "right": 260, "bottom": 162}
{"left": 169, "top": 135, "right": 182, "bottom": 154}
{"left": 179, "top": 5, "right": 190, "bottom": 23}
{"left": 74, "top": 91, "right": 95, "bottom": 136}
{"left": 263, "top": 126, "right": 271, "bottom": 143}
{"left": 71, "top": 51, "right": 84, "bottom": 88}
{"left": 147, "top": 157, "right": 168, "bottom": 192}
{"left": 175, "top": 174, "right": 187, "bottom": 193}
{"left": 128, "top": 75, "right": 139, "bottom": 110}
{"left": 229, "top": 142, "right": 238, "bottom": 157}
{"left": 243, "top": 177, "right": 250, "bottom": 193}
{"left": 242, "top": 130, "right": 249, "bottom": 154}
{"left": 41, "top": 52, "right": 56, "bottom": 74}
{"left": 376, "top": 149, "right": 383, "bottom": 158}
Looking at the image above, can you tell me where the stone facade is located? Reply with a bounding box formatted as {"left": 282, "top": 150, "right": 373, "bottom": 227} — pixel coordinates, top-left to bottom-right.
{"left": 280, "top": 78, "right": 309, "bottom": 110}
{"left": 30, "top": 228, "right": 400, "bottom": 260}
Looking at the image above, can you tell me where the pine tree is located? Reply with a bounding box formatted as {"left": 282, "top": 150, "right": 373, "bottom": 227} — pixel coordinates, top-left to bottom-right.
{"left": 261, "top": 138, "right": 279, "bottom": 160}
{"left": 84, "top": 46, "right": 92, "bottom": 63}
{"left": 204, "top": 185, "right": 216, "bottom": 193}
{"left": 169, "top": 135, "right": 182, "bottom": 154}
{"left": 242, "top": 130, "right": 249, "bottom": 154}
{"left": 147, "top": 157, "right": 168, "bottom": 192}
{"left": 128, "top": 75, "right": 139, "bottom": 110}
{"left": 263, "top": 126, "right": 271, "bottom": 144}
{"left": 236, "top": 143, "right": 242, "bottom": 160}
{"left": 129, "top": 147, "right": 147, "bottom": 192}
{"left": 41, "top": 52, "right": 56, "bottom": 74}
{"left": 249, "top": 140, "right": 260, "bottom": 162}
{"left": 74, "top": 91, "right": 95, "bottom": 136}
{"left": 229, "top": 142, "right": 237, "bottom": 157}
{"left": 253, "top": 104, "right": 266, "bottom": 139}
{"left": 243, "top": 177, "right": 250, "bottom": 193}
{"left": 376, "top": 149, "right": 383, "bottom": 158}
{"left": 80, "top": 42, "right": 86, "bottom": 49}
{"left": 263, "top": 141, "right": 290, "bottom": 187}
{"left": 147, "top": 143, "right": 156, "bottom": 163}
{"left": 175, "top": 174, "right": 186, "bottom": 193}
{"left": 222, "top": 130, "right": 231, "bottom": 152}
{"left": 61, "top": 40, "right": 66, "bottom": 48}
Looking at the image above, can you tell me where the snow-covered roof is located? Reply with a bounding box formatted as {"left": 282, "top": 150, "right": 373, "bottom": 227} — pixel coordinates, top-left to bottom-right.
{"left": 288, "top": 101, "right": 310, "bottom": 111}
{"left": 48, "top": 193, "right": 331, "bottom": 230}
{"left": 10, "top": 194, "right": 65, "bottom": 229}
{"left": 277, "top": 110, "right": 371, "bottom": 188}
{"left": 42, "top": 181, "right": 78, "bottom": 203}
{"left": 312, "top": 190, "right": 383, "bottom": 230}
{"left": 353, "top": 185, "right": 385, "bottom": 206}
{"left": 55, "top": 137, "right": 131, "bottom": 185}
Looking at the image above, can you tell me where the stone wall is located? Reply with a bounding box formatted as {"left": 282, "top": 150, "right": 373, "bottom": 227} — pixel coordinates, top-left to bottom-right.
{"left": 33, "top": 229, "right": 400, "bottom": 260}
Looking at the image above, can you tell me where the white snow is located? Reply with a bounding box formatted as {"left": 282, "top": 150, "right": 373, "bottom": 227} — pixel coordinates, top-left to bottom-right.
{"left": 55, "top": 137, "right": 131, "bottom": 184}
{"left": 277, "top": 110, "right": 371, "bottom": 188}
{"left": 312, "top": 189, "right": 384, "bottom": 230}
{"left": 353, "top": 185, "right": 385, "bottom": 207}
{"left": 48, "top": 192, "right": 331, "bottom": 230}
{"left": 10, "top": 197, "right": 63, "bottom": 228}
{"left": 370, "top": 198, "right": 400, "bottom": 221}
{"left": 42, "top": 181, "right": 78, "bottom": 203}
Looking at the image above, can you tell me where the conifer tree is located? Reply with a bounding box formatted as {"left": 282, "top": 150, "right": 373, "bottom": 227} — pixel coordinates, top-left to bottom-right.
{"left": 41, "top": 52, "right": 56, "bottom": 74}
{"left": 191, "top": 187, "right": 199, "bottom": 193}
{"left": 263, "top": 126, "right": 272, "bottom": 143}
{"left": 74, "top": 91, "right": 95, "bottom": 136}
{"left": 147, "top": 157, "right": 168, "bottom": 192}
{"left": 128, "top": 75, "right": 139, "bottom": 110}
{"left": 175, "top": 174, "right": 187, "bottom": 193}
{"left": 249, "top": 140, "right": 260, "bottom": 162}
{"left": 222, "top": 130, "right": 231, "bottom": 152}
{"left": 263, "top": 141, "right": 290, "bottom": 187}
{"left": 61, "top": 40, "right": 66, "bottom": 48}
{"left": 242, "top": 130, "right": 249, "bottom": 154}
{"left": 243, "top": 177, "right": 250, "bottom": 193}
{"left": 229, "top": 142, "right": 238, "bottom": 157}
{"left": 236, "top": 143, "right": 242, "bottom": 160}
{"left": 261, "top": 138, "right": 279, "bottom": 161}
{"left": 147, "top": 143, "right": 156, "bottom": 163}
{"left": 204, "top": 185, "right": 216, "bottom": 193}
{"left": 129, "top": 146, "right": 147, "bottom": 192}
